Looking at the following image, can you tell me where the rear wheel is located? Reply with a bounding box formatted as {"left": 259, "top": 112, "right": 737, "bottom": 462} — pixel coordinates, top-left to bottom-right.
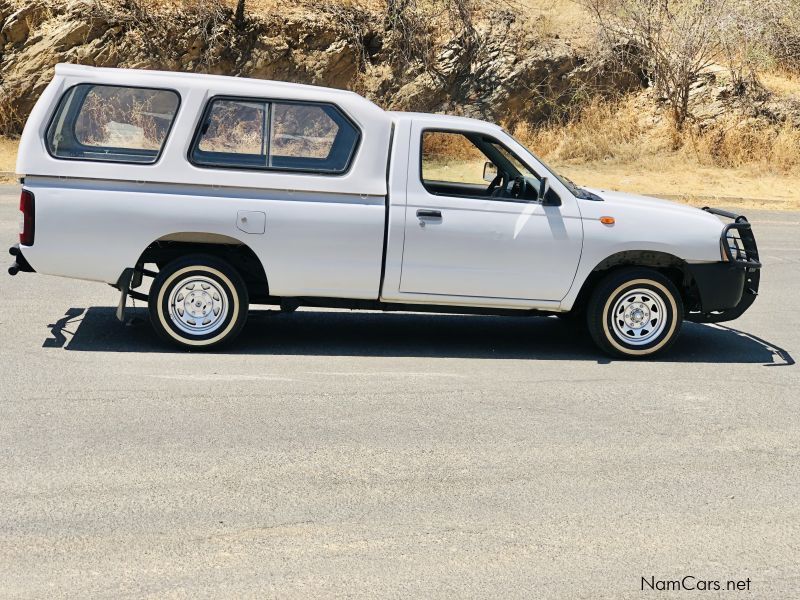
{"left": 149, "top": 255, "right": 248, "bottom": 349}
{"left": 587, "top": 268, "right": 683, "bottom": 358}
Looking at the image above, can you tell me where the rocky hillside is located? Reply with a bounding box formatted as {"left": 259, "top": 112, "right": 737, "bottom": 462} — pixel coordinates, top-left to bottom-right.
{"left": 1, "top": 0, "right": 798, "bottom": 205}
{"left": 0, "top": 0, "right": 643, "bottom": 135}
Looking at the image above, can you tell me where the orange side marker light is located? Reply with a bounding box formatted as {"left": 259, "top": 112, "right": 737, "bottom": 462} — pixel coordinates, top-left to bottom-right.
{"left": 600, "top": 216, "right": 615, "bottom": 226}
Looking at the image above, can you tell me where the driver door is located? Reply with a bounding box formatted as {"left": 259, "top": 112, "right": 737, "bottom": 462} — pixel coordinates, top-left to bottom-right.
{"left": 399, "top": 125, "right": 583, "bottom": 302}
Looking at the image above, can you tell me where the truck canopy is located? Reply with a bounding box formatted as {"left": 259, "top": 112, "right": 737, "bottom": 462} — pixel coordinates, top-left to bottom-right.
{"left": 17, "top": 64, "right": 394, "bottom": 198}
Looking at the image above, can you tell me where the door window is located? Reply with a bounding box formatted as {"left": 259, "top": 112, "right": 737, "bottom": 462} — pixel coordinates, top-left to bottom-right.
{"left": 420, "top": 130, "right": 540, "bottom": 200}
{"left": 421, "top": 131, "right": 490, "bottom": 185}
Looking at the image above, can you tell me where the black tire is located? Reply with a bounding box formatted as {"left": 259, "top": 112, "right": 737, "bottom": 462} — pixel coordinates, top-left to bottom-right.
{"left": 586, "top": 267, "right": 683, "bottom": 358}
{"left": 148, "top": 255, "right": 249, "bottom": 350}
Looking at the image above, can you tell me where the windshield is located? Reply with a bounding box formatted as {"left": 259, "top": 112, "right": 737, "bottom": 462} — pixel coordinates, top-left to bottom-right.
{"left": 503, "top": 129, "right": 590, "bottom": 198}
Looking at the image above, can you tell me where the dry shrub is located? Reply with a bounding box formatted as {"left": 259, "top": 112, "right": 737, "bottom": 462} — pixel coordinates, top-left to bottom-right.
{"left": 580, "top": 0, "right": 732, "bottom": 130}
{"left": 741, "top": 0, "right": 800, "bottom": 75}
{"left": 223, "top": 0, "right": 383, "bottom": 8}
{"left": 383, "top": 0, "right": 437, "bottom": 69}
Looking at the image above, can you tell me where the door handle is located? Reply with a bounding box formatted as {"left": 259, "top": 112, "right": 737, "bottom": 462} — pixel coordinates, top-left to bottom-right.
{"left": 416, "top": 209, "right": 442, "bottom": 219}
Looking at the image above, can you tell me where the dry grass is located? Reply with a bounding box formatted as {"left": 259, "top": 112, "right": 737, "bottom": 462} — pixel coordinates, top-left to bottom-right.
{"left": 239, "top": 0, "right": 371, "bottom": 7}
{"left": 513, "top": 0, "right": 593, "bottom": 46}
{"left": 524, "top": 98, "right": 800, "bottom": 175}
{"left": 0, "top": 137, "right": 18, "bottom": 183}
{"left": 760, "top": 69, "right": 800, "bottom": 98}
{"left": 518, "top": 97, "right": 649, "bottom": 163}
{"left": 0, "top": 138, "right": 17, "bottom": 172}
{"left": 690, "top": 120, "right": 800, "bottom": 173}
{"left": 510, "top": 95, "right": 800, "bottom": 209}
{"left": 557, "top": 161, "right": 800, "bottom": 210}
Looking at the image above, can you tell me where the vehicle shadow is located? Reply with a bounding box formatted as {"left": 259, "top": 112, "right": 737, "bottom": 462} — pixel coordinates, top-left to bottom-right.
{"left": 45, "top": 306, "right": 794, "bottom": 366}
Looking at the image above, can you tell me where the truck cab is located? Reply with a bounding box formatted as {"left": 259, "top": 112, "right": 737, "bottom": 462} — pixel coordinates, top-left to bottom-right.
{"left": 10, "top": 64, "right": 761, "bottom": 357}
{"left": 381, "top": 112, "right": 583, "bottom": 310}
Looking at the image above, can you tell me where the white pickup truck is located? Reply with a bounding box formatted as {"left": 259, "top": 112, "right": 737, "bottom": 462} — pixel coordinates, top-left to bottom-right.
{"left": 9, "top": 64, "right": 761, "bottom": 357}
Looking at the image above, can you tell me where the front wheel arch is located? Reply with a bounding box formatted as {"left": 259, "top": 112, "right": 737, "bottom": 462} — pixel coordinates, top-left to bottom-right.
{"left": 568, "top": 250, "right": 698, "bottom": 316}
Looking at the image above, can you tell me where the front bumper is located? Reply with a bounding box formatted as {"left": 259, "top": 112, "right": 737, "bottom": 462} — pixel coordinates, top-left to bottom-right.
{"left": 8, "top": 244, "right": 35, "bottom": 276}
{"left": 686, "top": 208, "right": 761, "bottom": 324}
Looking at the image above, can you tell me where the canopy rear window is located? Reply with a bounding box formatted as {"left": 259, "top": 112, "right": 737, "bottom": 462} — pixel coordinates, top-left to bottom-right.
{"left": 46, "top": 84, "right": 180, "bottom": 164}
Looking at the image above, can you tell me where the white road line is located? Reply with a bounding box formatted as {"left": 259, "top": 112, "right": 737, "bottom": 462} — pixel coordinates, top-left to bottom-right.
{"left": 146, "top": 374, "right": 297, "bottom": 382}
{"left": 305, "top": 371, "right": 467, "bottom": 377}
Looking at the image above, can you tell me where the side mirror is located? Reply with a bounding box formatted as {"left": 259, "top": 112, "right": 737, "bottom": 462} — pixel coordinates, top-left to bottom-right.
{"left": 483, "top": 161, "right": 498, "bottom": 182}
{"left": 538, "top": 177, "right": 562, "bottom": 206}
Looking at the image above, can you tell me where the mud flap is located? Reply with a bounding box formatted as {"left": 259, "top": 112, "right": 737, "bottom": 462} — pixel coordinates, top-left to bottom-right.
{"left": 115, "top": 268, "right": 135, "bottom": 322}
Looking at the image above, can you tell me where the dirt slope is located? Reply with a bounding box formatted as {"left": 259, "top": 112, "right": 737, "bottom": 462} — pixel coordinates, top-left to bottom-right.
{"left": 0, "top": 0, "right": 637, "bottom": 134}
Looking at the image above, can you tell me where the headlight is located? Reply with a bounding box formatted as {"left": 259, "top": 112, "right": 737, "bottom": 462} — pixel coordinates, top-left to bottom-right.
{"left": 722, "top": 229, "right": 745, "bottom": 261}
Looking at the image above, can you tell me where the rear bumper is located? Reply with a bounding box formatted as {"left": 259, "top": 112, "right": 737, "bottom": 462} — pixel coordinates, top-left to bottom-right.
{"left": 687, "top": 208, "right": 761, "bottom": 324}
{"left": 8, "top": 244, "right": 35, "bottom": 276}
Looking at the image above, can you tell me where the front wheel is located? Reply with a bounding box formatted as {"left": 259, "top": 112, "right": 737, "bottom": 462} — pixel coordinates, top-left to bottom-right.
{"left": 587, "top": 268, "right": 683, "bottom": 358}
{"left": 149, "top": 255, "right": 249, "bottom": 349}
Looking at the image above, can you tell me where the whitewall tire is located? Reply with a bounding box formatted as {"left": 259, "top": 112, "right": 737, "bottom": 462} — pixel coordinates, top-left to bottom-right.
{"left": 149, "top": 255, "right": 248, "bottom": 350}
{"left": 587, "top": 268, "right": 683, "bottom": 358}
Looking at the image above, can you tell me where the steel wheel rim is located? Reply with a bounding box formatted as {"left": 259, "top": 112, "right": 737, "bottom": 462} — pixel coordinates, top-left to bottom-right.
{"left": 610, "top": 287, "right": 668, "bottom": 346}
{"left": 167, "top": 275, "right": 229, "bottom": 336}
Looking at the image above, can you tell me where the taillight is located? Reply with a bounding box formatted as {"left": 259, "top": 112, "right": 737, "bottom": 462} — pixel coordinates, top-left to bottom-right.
{"left": 19, "top": 189, "right": 35, "bottom": 246}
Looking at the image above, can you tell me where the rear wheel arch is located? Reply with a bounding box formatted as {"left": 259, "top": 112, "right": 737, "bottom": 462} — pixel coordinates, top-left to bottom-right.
{"left": 134, "top": 233, "right": 269, "bottom": 303}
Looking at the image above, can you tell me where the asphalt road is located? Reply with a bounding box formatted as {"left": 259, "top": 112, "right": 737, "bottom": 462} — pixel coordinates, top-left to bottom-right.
{"left": 1, "top": 184, "right": 798, "bottom": 598}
